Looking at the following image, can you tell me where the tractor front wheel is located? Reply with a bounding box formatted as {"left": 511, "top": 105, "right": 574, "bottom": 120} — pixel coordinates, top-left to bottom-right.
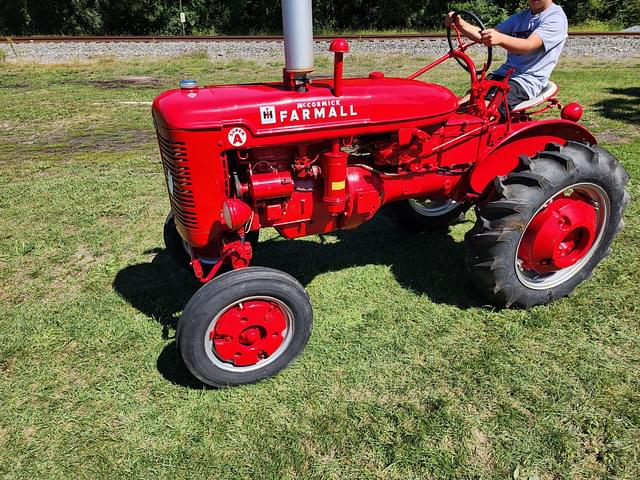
{"left": 466, "top": 142, "right": 629, "bottom": 308}
{"left": 384, "top": 198, "right": 467, "bottom": 232}
{"left": 177, "top": 267, "right": 313, "bottom": 387}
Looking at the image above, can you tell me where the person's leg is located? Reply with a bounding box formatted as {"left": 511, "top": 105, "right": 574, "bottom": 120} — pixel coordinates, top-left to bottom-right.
{"left": 505, "top": 80, "right": 530, "bottom": 111}
{"left": 497, "top": 79, "right": 530, "bottom": 118}
{"left": 460, "top": 76, "right": 529, "bottom": 118}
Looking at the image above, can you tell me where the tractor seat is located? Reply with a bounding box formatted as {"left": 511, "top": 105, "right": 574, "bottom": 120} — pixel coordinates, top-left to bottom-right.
{"left": 512, "top": 82, "right": 558, "bottom": 113}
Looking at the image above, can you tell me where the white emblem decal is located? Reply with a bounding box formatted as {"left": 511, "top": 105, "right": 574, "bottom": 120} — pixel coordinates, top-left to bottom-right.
{"left": 260, "top": 106, "right": 276, "bottom": 125}
{"left": 276, "top": 99, "right": 359, "bottom": 124}
{"left": 228, "top": 127, "right": 247, "bottom": 147}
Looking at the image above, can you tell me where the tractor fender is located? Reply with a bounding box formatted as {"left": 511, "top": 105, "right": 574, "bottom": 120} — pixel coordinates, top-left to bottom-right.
{"left": 469, "top": 120, "right": 596, "bottom": 195}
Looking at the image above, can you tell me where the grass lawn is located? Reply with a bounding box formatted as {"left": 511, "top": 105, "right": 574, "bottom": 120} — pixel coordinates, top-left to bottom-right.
{"left": 0, "top": 52, "right": 638, "bottom": 479}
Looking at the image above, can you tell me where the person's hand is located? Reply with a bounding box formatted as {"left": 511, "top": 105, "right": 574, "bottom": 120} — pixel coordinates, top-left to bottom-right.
{"left": 479, "top": 28, "right": 504, "bottom": 46}
{"left": 444, "top": 11, "right": 463, "bottom": 29}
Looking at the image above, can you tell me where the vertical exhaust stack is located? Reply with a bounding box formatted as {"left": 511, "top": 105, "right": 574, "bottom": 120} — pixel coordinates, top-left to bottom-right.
{"left": 282, "top": 0, "right": 314, "bottom": 91}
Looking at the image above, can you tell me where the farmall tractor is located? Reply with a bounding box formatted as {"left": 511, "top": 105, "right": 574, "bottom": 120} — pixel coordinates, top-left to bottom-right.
{"left": 152, "top": 1, "right": 629, "bottom": 387}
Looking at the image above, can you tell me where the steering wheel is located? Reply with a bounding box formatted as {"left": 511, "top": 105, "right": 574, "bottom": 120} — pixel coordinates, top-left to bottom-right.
{"left": 446, "top": 10, "right": 493, "bottom": 75}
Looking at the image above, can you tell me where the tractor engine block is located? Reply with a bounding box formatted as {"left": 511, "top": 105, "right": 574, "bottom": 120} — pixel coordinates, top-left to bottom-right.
{"left": 230, "top": 141, "right": 384, "bottom": 239}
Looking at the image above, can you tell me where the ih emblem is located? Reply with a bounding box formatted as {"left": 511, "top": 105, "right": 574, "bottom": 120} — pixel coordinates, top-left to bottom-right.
{"left": 260, "top": 106, "right": 276, "bottom": 125}
{"left": 228, "top": 127, "right": 247, "bottom": 147}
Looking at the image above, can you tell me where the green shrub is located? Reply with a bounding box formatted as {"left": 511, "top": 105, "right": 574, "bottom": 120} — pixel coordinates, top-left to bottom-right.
{"left": 0, "top": 0, "right": 635, "bottom": 35}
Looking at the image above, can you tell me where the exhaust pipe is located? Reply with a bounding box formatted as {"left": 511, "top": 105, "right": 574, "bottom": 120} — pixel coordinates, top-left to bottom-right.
{"left": 281, "top": 0, "right": 314, "bottom": 90}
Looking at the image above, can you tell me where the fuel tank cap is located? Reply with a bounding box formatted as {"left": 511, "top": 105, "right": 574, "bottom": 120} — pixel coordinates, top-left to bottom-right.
{"left": 369, "top": 71, "right": 384, "bottom": 80}
{"left": 179, "top": 79, "right": 198, "bottom": 89}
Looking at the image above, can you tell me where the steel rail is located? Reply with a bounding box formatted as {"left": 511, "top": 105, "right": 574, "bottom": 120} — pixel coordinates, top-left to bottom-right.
{"left": 2, "top": 32, "right": 640, "bottom": 43}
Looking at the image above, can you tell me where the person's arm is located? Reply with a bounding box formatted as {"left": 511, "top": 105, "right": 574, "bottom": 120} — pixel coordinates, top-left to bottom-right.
{"left": 444, "top": 10, "right": 544, "bottom": 54}
{"left": 479, "top": 29, "right": 544, "bottom": 54}
{"left": 444, "top": 12, "right": 482, "bottom": 42}
{"left": 483, "top": 9, "right": 567, "bottom": 55}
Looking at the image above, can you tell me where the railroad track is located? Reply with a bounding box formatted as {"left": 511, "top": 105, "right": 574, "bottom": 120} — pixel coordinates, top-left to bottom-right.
{"left": 3, "top": 32, "right": 640, "bottom": 43}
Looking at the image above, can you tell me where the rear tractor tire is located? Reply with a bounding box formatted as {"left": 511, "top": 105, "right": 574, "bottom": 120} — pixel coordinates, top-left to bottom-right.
{"left": 177, "top": 267, "right": 313, "bottom": 387}
{"left": 465, "top": 141, "right": 629, "bottom": 308}
{"left": 385, "top": 198, "right": 467, "bottom": 232}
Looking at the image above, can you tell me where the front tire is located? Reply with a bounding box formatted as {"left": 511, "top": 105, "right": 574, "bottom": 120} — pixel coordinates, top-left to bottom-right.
{"left": 466, "top": 142, "right": 629, "bottom": 308}
{"left": 177, "top": 267, "right": 313, "bottom": 387}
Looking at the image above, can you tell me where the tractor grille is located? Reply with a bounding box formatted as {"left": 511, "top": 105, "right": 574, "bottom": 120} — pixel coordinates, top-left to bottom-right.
{"left": 157, "top": 132, "right": 198, "bottom": 228}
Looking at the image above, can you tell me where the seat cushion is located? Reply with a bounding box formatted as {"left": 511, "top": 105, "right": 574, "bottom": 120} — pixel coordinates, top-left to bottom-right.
{"left": 512, "top": 82, "right": 559, "bottom": 112}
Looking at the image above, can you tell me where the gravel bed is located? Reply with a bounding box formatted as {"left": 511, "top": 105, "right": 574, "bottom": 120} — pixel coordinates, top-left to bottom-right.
{"left": 2, "top": 37, "right": 639, "bottom": 64}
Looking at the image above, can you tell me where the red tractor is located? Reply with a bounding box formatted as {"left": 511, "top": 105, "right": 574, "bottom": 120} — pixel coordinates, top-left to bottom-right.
{"left": 152, "top": 2, "right": 629, "bottom": 387}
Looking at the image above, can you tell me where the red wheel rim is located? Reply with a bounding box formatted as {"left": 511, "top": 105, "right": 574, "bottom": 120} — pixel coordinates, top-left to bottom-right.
{"left": 205, "top": 296, "right": 293, "bottom": 371}
{"left": 519, "top": 196, "right": 597, "bottom": 272}
{"left": 516, "top": 183, "right": 609, "bottom": 290}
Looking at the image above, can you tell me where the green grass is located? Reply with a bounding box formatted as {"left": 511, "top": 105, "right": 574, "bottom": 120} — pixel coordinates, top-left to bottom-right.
{"left": 568, "top": 20, "right": 626, "bottom": 32}
{"left": 0, "top": 53, "right": 639, "bottom": 479}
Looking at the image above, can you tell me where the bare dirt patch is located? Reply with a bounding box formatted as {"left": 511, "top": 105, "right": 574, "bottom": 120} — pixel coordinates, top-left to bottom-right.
{"left": 64, "top": 128, "right": 156, "bottom": 153}
{"left": 0, "top": 425, "right": 7, "bottom": 449}
{"left": 0, "top": 356, "right": 16, "bottom": 374}
{"left": 66, "top": 245, "right": 108, "bottom": 274}
{"left": 13, "top": 127, "right": 156, "bottom": 157}
{"left": 596, "top": 131, "right": 632, "bottom": 144}
{"left": 74, "top": 245, "right": 97, "bottom": 266}
{"left": 470, "top": 427, "right": 494, "bottom": 471}
{"left": 86, "top": 76, "right": 166, "bottom": 89}
{"left": 45, "top": 245, "right": 108, "bottom": 300}
{"left": 21, "top": 426, "right": 36, "bottom": 443}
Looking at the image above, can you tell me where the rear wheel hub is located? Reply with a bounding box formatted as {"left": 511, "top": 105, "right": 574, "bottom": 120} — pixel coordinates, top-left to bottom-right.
{"left": 515, "top": 183, "right": 609, "bottom": 290}
{"left": 519, "top": 196, "right": 597, "bottom": 272}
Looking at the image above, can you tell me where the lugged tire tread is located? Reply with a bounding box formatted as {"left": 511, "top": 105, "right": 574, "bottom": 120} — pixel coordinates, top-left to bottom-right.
{"left": 537, "top": 151, "right": 576, "bottom": 172}
{"left": 503, "top": 171, "right": 547, "bottom": 188}
{"left": 465, "top": 142, "right": 630, "bottom": 308}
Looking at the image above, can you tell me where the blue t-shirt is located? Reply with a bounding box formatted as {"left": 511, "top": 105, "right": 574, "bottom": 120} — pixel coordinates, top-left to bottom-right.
{"left": 493, "top": 4, "right": 568, "bottom": 99}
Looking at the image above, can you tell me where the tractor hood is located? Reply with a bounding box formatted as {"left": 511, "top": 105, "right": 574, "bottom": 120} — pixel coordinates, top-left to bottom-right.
{"left": 152, "top": 76, "right": 458, "bottom": 135}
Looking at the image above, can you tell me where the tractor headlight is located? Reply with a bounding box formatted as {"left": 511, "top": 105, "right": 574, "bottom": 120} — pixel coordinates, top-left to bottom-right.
{"left": 222, "top": 198, "right": 252, "bottom": 230}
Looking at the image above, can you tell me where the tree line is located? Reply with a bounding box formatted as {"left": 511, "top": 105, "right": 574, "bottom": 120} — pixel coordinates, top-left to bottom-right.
{"left": 1, "top": 0, "right": 639, "bottom": 36}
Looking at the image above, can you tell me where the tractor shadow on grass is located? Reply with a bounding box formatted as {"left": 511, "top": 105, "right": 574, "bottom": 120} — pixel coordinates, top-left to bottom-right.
{"left": 113, "top": 213, "right": 486, "bottom": 388}
{"left": 113, "top": 250, "right": 207, "bottom": 388}
{"left": 113, "top": 249, "right": 200, "bottom": 335}
{"left": 252, "top": 215, "right": 484, "bottom": 309}
{"left": 595, "top": 87, "right": 640, "bottom": 125}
